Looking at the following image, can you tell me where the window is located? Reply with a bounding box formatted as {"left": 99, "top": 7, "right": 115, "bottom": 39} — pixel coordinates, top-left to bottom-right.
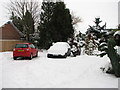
{"left": 30, "top": 44, "right": 35, "bottom": 48}
{"left": 15, "top": 44, "right": 28, "bottom": 48}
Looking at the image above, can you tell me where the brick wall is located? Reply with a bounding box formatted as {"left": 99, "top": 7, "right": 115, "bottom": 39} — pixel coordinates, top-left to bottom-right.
{"left": 1, "top": 23, "right": 22, "bottom": 40}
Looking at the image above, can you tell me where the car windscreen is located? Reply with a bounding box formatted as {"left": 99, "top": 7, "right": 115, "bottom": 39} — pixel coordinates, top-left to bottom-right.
{"left": 15, "top": 44, "right": 28, "bottom": 48}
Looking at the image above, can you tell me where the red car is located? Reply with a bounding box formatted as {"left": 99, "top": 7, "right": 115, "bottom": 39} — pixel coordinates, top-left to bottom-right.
{"left": 13, "top": 43, "right": 38, "bottom": 60}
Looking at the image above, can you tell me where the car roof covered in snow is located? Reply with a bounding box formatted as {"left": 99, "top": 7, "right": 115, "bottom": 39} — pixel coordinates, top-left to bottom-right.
{"left": 49, "top": 42, "right": 70, "bottom": 49}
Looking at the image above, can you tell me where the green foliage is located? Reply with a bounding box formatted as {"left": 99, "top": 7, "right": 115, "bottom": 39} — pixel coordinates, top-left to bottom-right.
{"left": 98, "top": 47, "right": 107, "bottom": 57}
{"left": 23, "top": 10, "right": 35, "bottom": 41}
{"left": 100, "top": 52, "right": 107, "bottom": 57}
{"left": 10, "top": 12, "right": 24, "bottom": 33}
{"left": 98, "top": 44, "right": 108, "bottom": 52}
{"left": 98, "top": 31, "right": 109, "bottom": 57}
{"left": 107, "top": 38, "right": 120, "bottom": 77}
{"left": 38, "top": 1, "right": 74, "bottom": 49}
{"left": 38, "top": 1, "right": 55, "bottom": 49}
{"left": 98, "top": 30, "right": 120, "bottom": 77}
{"left": 23, "top": 10, "right": 34, "bottom": 34}
{"left": 10, "top": 10, "right": 35, "bottom": 41}
{"left": 50, "top": 2, "right": 74, "bottom": 42}
{"left": 86, "top": 18, "right": 107, "bottom": 40}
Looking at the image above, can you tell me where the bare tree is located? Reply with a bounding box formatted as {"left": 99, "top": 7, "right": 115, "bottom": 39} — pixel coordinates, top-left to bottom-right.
{"left": 71, "top": 11, "right": 82, "bottom": 26}
{"left": 6, "top": 0, "right": 41, "bottom": 41}
{"left": 8, "top": 0, "right": 41, "bottom": 25}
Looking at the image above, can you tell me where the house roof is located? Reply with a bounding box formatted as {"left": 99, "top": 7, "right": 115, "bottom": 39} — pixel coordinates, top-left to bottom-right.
{"left": 0, "top": 21, "right": 24, "bottom": 40}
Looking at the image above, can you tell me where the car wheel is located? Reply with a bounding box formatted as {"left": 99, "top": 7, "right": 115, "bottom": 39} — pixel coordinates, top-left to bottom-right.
{"left": 64, "top": 53, "right": 67, "bottom": 58}
{"left": 67, "top": 51, "right": 71, "bottom": 56}
{"left": 13, "top": 57, "right": 17, "bottom": 60}
{"left": 47, "top": 54, "right": 51, "bottom": 58}
{"left": 35, "top": 52, "right": 38, "bottom": 57}
{"left": 29, "top": 54, "right": 32, "bottom": 60}
{"left": 67, "top": 49, "right": 71, "bottom": 56}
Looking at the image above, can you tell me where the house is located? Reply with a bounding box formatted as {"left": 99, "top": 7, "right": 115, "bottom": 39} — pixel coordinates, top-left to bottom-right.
{"left": 0, "top": 21, "right": 26, "bottom": 52}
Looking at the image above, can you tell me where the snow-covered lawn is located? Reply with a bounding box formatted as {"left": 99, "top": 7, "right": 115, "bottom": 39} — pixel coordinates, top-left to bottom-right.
{"left": 0, "top": 50, "right": 118, "bottom": 88}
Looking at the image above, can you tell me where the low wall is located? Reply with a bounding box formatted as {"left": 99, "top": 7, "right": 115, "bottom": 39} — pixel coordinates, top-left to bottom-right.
{"left": 0, "top": 40, "right": 27, "bottom": 52}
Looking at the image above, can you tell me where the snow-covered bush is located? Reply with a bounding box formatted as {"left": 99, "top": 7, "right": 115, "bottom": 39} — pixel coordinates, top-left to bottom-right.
{"left": 98, "top": 30, "right": 120, "bottom": 77}
{"left": 114, "top": 30, "right": 120, "bottom": 46}
{"left": 98, "top": 32, "right": 109, "bottom": 57}
{"left": 100, "top": 63, "right": 113, "bottom": 74}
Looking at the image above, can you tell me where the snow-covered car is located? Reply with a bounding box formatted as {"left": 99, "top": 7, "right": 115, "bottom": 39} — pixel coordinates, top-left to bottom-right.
{"left": 47, "top": 42, "right": 71, "bottom": 58}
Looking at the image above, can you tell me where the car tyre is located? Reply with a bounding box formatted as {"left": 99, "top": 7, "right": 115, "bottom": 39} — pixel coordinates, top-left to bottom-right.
{"left": 35, "top": 52, "right": 38, "bottom": 57}
{"left": 13, "top": 57, "right": 17, "bottom": 60}
{"left": 47, "top": 54, "right": 51, "bottom": 58}
{"left": 68, "top": 49, "right": 71, "bottom": 56}
{"left": 29, "top": 54, "right": 32, "bottom": 60}
{"left": 64, "top": 53, "right": 67, "bottom": 58}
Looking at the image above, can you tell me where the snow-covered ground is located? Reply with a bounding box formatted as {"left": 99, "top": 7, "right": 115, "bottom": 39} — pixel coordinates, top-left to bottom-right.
{"left": 0, "top": 50, "right": 118, "bottom": 88}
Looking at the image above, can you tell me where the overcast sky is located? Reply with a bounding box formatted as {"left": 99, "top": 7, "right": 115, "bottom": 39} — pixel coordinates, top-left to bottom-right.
{"left": 0, "top": 0, "right": 119, "bottom": 33}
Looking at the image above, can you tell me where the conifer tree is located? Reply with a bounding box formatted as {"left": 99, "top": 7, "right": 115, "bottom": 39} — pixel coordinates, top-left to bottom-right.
{"left": 23, "top": 10, "right": 35, "bottom": 41}
{"left": 50, "top": 2, "right": 74, "bottom": 42}
{"left": 38, "top": 1, "right": 55, "bottom": 49}
{"left": 38, "top": 1, "right": 74, "bottom": 49}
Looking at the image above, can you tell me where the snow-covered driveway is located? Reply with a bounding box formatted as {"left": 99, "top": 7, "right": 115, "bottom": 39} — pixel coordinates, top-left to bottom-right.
{"left": 1, "top": 51, "right": 118, "bottom": 88}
